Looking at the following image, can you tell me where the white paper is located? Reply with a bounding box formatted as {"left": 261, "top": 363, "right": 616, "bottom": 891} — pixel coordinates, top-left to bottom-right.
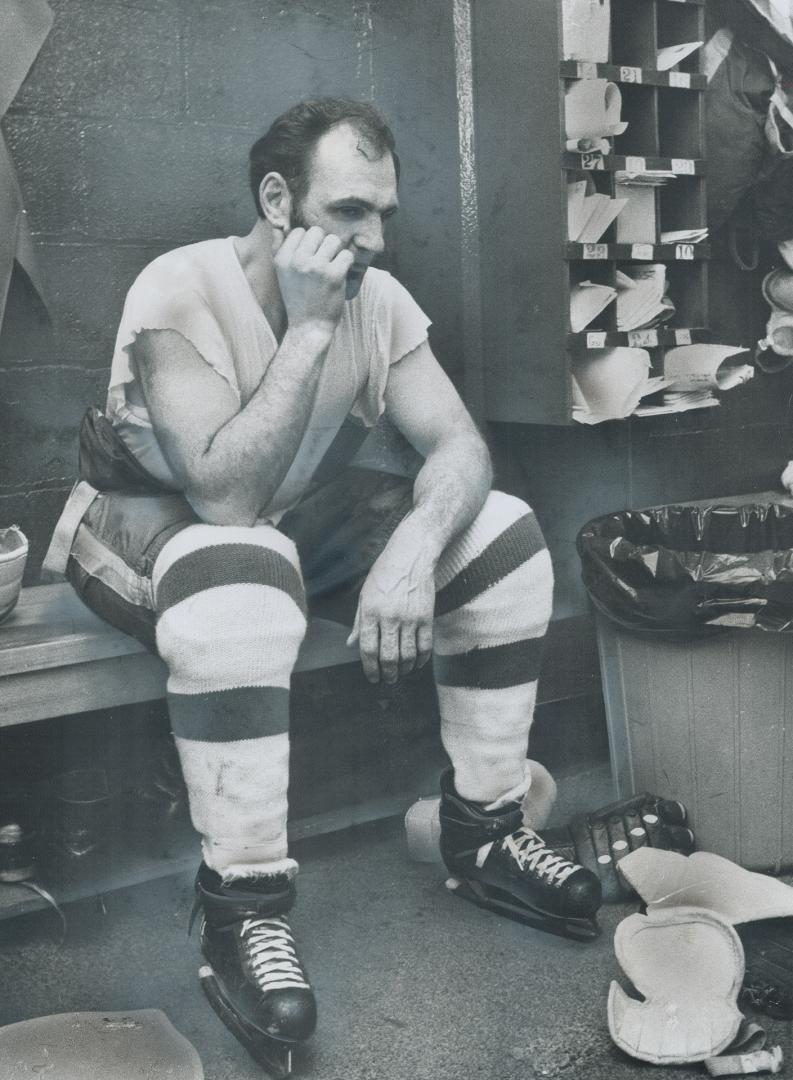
{"left": 660, "top": 228, "right": 708, "bottom": 244}
{"left": 616, "top": 264, "right": 670, "bottom": 331}
{"left": 634, "top": 395, "right": 720, "bottom": 416}
{"left": 577, "top": 194, "right": 627, "bottom": 242}
{"left": 569, "top": 281, "right": 617, "bottom": 332}
{"left": 566, "top": 135, "right": 612, "bottom": 155}
{"left": 656, "top": 41, "right": 703, "bottom": 72}
{"left": 615, "top": 183, "right": 656, "bottom": 244}
{"left": 565, "top": 79, "right": 628, "bottom": 141}
{"left": 572, "top": 347, "right": 652, "bottom": 422}
{"left": 615, "top": 170, "right": 676, "bottom": 185}
{"left": 663, "top": 344, "right": 754, "bottom": 390}
{"left": 567, "top": 180, "right": 589, "bottom": 239}
{"left": 561, "top": 0, "right": 611, "bottom": 62}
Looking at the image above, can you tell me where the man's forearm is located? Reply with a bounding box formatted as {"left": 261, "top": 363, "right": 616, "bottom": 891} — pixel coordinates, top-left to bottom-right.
{"left": 397, "top": 432, "right": 493, "bottom": 564}
{"left": 186, "top": 324, "right": 332, "bottom": 524}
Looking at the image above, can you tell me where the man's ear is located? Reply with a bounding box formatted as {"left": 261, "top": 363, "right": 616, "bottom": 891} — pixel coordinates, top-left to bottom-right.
{"left": 259, "top": 172, "right": 293, "bottom": 230}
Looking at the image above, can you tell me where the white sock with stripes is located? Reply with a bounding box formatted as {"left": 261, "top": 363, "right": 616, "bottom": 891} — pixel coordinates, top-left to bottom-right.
{"left": 153, "top": 523, "right": 307, "bottom": 880}
{"left": 433, "top": 491, "right": 554, "bottom": 805}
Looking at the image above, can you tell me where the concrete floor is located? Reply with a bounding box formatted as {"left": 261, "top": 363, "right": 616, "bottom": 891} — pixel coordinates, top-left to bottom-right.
{"left": 0, "top": 762, "right": 791, "bottom": 1080}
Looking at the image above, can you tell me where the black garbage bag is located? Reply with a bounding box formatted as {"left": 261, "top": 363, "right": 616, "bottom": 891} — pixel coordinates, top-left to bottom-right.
{"left": 577, "top": 501, "right": 793, "bottom": 637}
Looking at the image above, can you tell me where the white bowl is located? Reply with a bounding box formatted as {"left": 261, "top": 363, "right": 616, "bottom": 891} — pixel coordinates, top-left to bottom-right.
{"left": 0, "top": 526, "right": 28, "bottom": 624}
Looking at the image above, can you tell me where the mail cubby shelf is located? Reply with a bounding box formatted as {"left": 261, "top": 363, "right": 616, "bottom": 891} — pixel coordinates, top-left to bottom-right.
{"left": 470, "top": 0, "right": 711, "bottom": 424}
{"left": 565, "top": 242, "right": 709, "bottom": 261}
{"left": 559, "top": 61, "right": 706, "bottom": 89}
{"left": 567, "top": 327, "right": 712, "bottom": 352}
{"left": 561, "top": 152, "right": 705, "bottom": 175}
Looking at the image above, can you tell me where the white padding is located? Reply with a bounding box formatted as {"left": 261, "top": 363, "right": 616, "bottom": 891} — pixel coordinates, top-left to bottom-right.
{"left": 609, "top": 908, "right": 744, "bottom": 1064}
{"left": 618, "top": 849, "right": 793, "bottom": 925}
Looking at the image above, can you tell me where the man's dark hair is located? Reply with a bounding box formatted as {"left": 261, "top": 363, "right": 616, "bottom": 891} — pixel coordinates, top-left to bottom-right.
{"left": 248, "top": 98, "right": 400, "bottom": 218}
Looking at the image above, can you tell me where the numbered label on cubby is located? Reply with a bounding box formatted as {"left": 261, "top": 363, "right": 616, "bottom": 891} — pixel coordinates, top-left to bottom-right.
{"left": 580, "top": 152, "right": 604, "bottom": 170}
{"left": 627, "top": 330, "right": 658, "bottom": 348}
{"left": 582, "top": 244, "right": 608, "bottom": 259}
{"left": 671, "top": 159, "right": 695, "bottom": 175}
{"left": 625, "top": 157, "right": 645, "bottom": 174}
{"left": 631, "top": 244, "right": 654, "bottom": 260}
{"left": 620, "top": 66, "right": 642, "bottom": 83}
{"left": 586, "top": 332, "right": 607, "bottom": 349}
{"left": 668, "top": 72, "right": 691, "bottom": 89}
{"left": 675, "top": 243, "right": 695, "bottom": 260}
{"left": 674, "top": 329, "right": 693, "bottom": 345}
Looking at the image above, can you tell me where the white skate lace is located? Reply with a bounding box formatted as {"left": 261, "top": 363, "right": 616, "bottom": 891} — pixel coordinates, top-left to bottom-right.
{"left": 241, "top": 916, "right": 310, "bottom": 993}
{"left": 504, "top": 829, "right": 577, "bottom": 887}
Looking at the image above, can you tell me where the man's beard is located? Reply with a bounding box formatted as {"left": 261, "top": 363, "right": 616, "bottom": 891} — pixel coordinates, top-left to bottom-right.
{"left": 289, "top": 204, "right": 310, "bottom": 233}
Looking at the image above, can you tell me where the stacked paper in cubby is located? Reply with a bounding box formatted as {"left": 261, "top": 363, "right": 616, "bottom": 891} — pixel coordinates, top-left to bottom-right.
{"left": 565, "top": 79, "right": 627, "bottom": 144}
{"left": 614, "top": 170, "right": 675, "bottom": 243}
{"left": 616, "top": 265, "right": 674, "bottom": 331}
{"left": 570, "top": 281, "right": 617, "bottom": 332}
{"left": 568, "top": 180, "right": 627, "bottom": 242}
{"left": 656, "top": 42, "right": 703, "bottom": 71}
{"left": 561, "top": 0, "right": 610, "bottom": 62}
{"left": 572, "top": 347, "right": 668, "bottom": 423}
{"left": 634, "top": 345, "right": 753, "bottom": 416}
{"left": 615, "top": 184, "right": 656, "bottom": 243}
{"left": 660, "top": 228, "right": 708, "bottom": 244}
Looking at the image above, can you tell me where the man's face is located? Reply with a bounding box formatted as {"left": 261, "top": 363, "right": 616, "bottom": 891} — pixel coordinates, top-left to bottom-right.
{"left": 289, "top": 123, "right": 399, "bottom": 300}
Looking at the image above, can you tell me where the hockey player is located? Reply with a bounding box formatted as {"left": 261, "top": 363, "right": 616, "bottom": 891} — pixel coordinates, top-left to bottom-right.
{"left": 45, "top": 99, "right": 601, "bottom": 1076}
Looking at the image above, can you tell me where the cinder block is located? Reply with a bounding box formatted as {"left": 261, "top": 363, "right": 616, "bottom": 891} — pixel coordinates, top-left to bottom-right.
{"left": 0, "top": 365, "right": 108, "bottom": 490}
{"left": 3, "top": 115, "right": 85, "bottom": 237}
{"left": 629, "top": 422, "right": 787, "bottom": 508}
{"left": 80, "top": 119, "right": 253, "bottom": 242}
{"left": 35, "top": 242, "right": 173, "bottom": 369}
{"left": 14, "top": 0, "right": 183, "bottom": 119}
{"left": 183, "top": 0, "right": 364, "bottom": 125}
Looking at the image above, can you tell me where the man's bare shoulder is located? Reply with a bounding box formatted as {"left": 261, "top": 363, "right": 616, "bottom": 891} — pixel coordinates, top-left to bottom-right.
{"left": 129, "top": 237, "right": 233, "bottom": 296}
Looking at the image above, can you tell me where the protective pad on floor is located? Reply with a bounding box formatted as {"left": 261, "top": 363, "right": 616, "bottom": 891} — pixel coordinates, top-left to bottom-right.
{"left": 617, "top": 849, "right": 793, "bottom": 924}
{"left": 0, "top": 1008, "right": 204, "bottom": 1079}
{"left": 608, "top": 907, "right": 744, "bottom": 1064}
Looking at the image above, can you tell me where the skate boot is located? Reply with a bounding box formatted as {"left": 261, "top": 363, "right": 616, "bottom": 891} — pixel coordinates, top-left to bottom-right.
{"left": 438, "top": 768, "right": 602, "bottom": 941}
{"left": 193, "top": 864, "right": 316, "bottom": 1078}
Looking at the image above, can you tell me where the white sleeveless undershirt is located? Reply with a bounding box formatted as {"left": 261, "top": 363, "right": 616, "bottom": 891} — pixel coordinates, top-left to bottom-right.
{"left": 105, "top": 237, "right": 430, "bottom": 522}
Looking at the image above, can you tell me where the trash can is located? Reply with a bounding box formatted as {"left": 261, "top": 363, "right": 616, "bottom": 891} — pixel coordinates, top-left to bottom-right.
{"left": 578, "top": 492, "right": 793, "bottom": 873}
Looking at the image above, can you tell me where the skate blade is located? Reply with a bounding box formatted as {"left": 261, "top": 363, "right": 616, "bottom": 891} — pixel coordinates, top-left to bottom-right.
{"left": 445, "top": 877, "right": 600, "bottom": 942}
{"left": 199, "top": 965, "right": 294, "bottom": 1078}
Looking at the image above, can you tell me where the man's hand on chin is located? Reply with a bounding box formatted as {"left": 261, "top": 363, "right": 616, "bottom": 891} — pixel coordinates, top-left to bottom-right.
{"left": 346, "top": 516, "right": 438, "bottom": 685}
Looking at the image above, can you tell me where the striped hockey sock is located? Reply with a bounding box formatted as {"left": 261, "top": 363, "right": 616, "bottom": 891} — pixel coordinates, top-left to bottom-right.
{"left": 153, "top": 524, "right": 307, "bottom": 881}
{"left": 433, "top": 491, "right": 554, "bottom": 805}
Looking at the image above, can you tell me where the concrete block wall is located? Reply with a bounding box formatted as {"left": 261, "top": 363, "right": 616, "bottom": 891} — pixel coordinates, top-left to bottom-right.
{"left": 1, "top": 0, "right": 463, "bottom": 581}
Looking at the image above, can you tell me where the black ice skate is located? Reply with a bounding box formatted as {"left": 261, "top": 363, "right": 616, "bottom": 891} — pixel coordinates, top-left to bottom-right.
{"left": 438, "top": 768, "right": 602, "bottom": 941}
{"left": 192, "top": 864, "right": 316, "bottom": 1078}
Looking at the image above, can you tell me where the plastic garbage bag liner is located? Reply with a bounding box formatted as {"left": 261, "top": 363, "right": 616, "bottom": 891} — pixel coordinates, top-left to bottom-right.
{"left": 577, "top": 500, "right": 793, "bottom": 636}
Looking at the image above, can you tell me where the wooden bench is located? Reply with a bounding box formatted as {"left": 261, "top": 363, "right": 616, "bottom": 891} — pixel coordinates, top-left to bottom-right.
{"left": 0, "top": 583, "right": 359, "bottom": 728}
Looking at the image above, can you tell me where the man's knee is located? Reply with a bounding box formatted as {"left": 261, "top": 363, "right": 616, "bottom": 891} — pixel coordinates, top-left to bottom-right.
{"left": 153, "top": 523, "right": 307, "bottom": 689}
